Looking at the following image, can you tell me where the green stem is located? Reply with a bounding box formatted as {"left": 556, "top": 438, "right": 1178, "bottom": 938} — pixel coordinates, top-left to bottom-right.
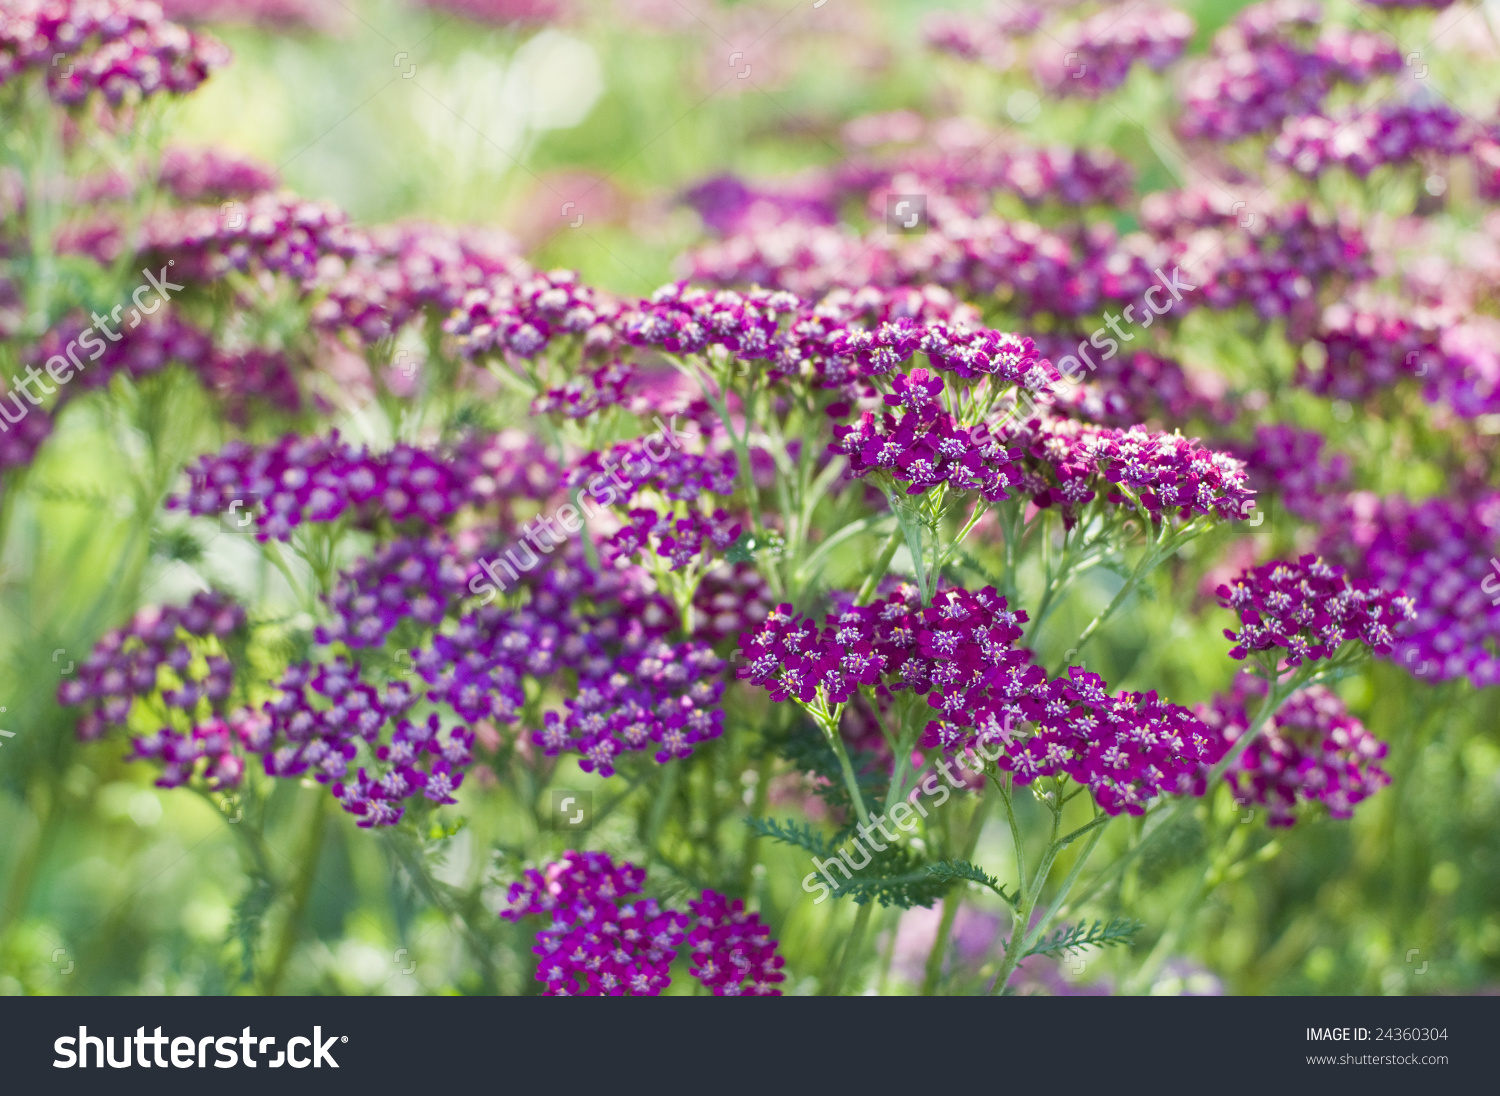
{"left": 1060, "top": 665, "right": 1299, "bottom": 917}
{"left": 921, "top": 785, "right": 992, "bottom": 995}
{"left": 828, "top": 901, "right": 874, "bottom": 996}
{"left": 738, "top": 752, "right": 772, "bottom": 896}
{"left": 261, "top": 794, "right": 326, "bottom": 996}
{"left": 644, "top": 761, "right": 680, "bottom": 858}
{"left": 1058, "top": 544, "right": 1155, "bottom": 669}
{"left": 1020, "top": 818, "right": 1109, "bottom": 955}
{"left": 1121, "top": 819, "right": 1251, "bottom": 995}
{"left": 988, "top": 844, "right": 1061, "bottom": 996}
{"left": 823, "top": 719, "right": 871, "bottom": 823}
{"left": 921, "top": 892, "right": 963, "bottom": 997}
{"left": 854, "top": 526, "right": 904, "bottom": 607}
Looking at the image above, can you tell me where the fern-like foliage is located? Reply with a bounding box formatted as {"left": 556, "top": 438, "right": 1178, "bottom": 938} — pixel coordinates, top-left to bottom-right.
{"left": 231, "top": 874, "right": 274, "bottom": 984}
{"left": 926, "top": 859, "right": 1018, "bottom": 906}
{"left": 771, "top": 719, "right": 887, "bottom": 820}
{"left": 745, "top": 816, "right": 834, "bottom": 858}
{"left": 747, "top": 817, "right": 949, "bottom": 909}
{"left": 1023, "top": 917, "right": 1143, "bottom": 959}
{"left": 835, "top": 842, "right": 950, "bottom": 909}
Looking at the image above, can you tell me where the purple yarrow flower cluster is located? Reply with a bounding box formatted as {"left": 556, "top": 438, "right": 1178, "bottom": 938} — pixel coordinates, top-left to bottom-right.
{"left": 616, "top": 281, "right": 800, "bottom": 364}
{"left": 1177, "top": 4, "right": 1401, "bottom": 142}
{"left": 922, "top": 6, "right": 1037, "bottom": 68}
{"left": 444, "top": 268, "right": 619, "bottom": 361}
{"left": 0, "top": 402, "right": 53, "bottom": 480}
{"left": 370, "top": 548, "right": 721, "bottom": 772}
{"left": 1033, "top": 8, "right": 1194, "bottom": 98}
{"left": 566, "top": 431, "right": 735, "bottom": 508}
{"left": 1472, "top": 133, "right": 1500, "bottom": 202}
{"left": 1298, "top": 301, "right": 1441, "bottom": 402}
{"left": 312, "top": 221, "right": 526, "bottom": 344}
{"left": 677, "top": 217, "right": 1178, "bottom": 321}
{"left": 317, "top": 535, "right": 476, "bottom": 648}
{"left": 830, "top": 370, "right": 1027, "bottom": 501}
{"left": 1426, "top": 317, "right": 1500, "bottom": 419}
{"left": 1270, "top": 102, "right": 1476, "bottom": 178}
{"left": 531, "top": 358, "right": 634, "bottom": 419}
{"left": 691, "top": 560, "right": 773, "bottom": 640}
{"left": 57, "top": 589, "right": 246, "bottom": 743}
{"left": 1323, "top": 492, "right": 1500, "bottom": 688}
{"left": 157, "top": 0, "right": 335, "bottom": 29}
{"left": 741, "top": 586, "right": 1219, "bottom": 817}
{"left": 1003, "top": 416, "right": 1254, "bottom": 528}
{"left": 605, "top": 506, "right": 743, "bottom": 572}
{"left": 687, "top": 890, "right": 786, "bottom": 995}
{"left": 533, "top": 636, "right": 726, "bottom": 772}
{"left": 141, "top": 192, "right": 359, "bottom": 285}
{"left": 1216, "top": 554, "right": 1415, "bottom": 665}
{"left": 0, "top": 0, "right": 229, "bottom": 106}
{"left": 157, "top": 146, "right": 277, "bottom": 203}
{"left": 128, "top": 712, "right": 248, "bottom": 789}
{"left": 1295, "top": 304, "right": 1500, "bottom": 419}
{"left": 812, "top": 283, "right": 982, "bottom": 329}
{"left": 1038, "top": 340, "right": 1231, "bottom": 428}
{"left": 680, "top": 173, "right": 837, "bottom": 236}
{"left": 1139, "top": 194, "right": 1373, "bottom": 322}
{"left": 962, "top": 667, "right": 1223, "bottom": 817}
{"left": 332, "top": 712, "right": 472, "bottom": 826}
{"left": 683, "top": 206, "right": 1369, "bottom": 332}
{"left": 1188, "top": 203, "right": 1372, "bottom": 328}
{"left": 25, "top": 310, "right": 299, "bottom": 420}
{"left": 834, "top": 141, "right": 1135, "bottom": 210}
{"left": 1201, "top": 673, "right": 1389, "bottom": 826}
{"left": 504, "top": 854, "right": 785, "bottom": 996}
{"left": 1313, "top": 26, "right": 1405, "bottom": 83}
{"left": 737, "top": 585, "right": 1033, "bottom": 715}
{"left": 171, "top": 431, "right": 534, "bottom": 541}
{"left": 27, "top": 310, "right": 215, "bottom": 397}
{"left": 1238, "top": 424, "right": 1351, "bottom": 524}
{"left": 250, "top": 659, "right": 472, "bottom": 827}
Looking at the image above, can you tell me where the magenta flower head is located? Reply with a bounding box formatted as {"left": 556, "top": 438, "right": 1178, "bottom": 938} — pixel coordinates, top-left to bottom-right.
{"left": 1, "top": 0, "right": 230, "bottom": 107}
{"left": 687, "top": 890, "right": 786, "bottom": 995}
{"left": 1004, "top": 416, "right": 1254, "bottom": 529}
{"left": 736, "top": 585, "right": 1032, "bottom": 711}
{"left": 1201, "top": 673, "right": 1390, "bottom": 826}
{"left": 1216, "top": 554, "right": 1415, "bottom": 666}
{"left": 919, "top": 662, "right": 1222, "bottom": 817}
{"left": 503, "top": 855, "right": 784, "bottom": 996}
{"left": 58, "top": 589, "right": 247, "bottom": 743}
{"left": 1033, "top": 8, "right": 1194, "bottom": 98}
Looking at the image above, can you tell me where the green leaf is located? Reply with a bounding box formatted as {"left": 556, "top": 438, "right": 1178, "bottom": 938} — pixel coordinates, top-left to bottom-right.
{"left": 771, "top": 719, "right": 887, "bottom": 819}
{"left": 927, "top": 859, "right": 1018, "bottom": 905}
{"left": 744, "top": 816, "right": 833, "bottom": 858}
{"left": 1023, "top": 917, "right": 1143, "bottom": 959}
